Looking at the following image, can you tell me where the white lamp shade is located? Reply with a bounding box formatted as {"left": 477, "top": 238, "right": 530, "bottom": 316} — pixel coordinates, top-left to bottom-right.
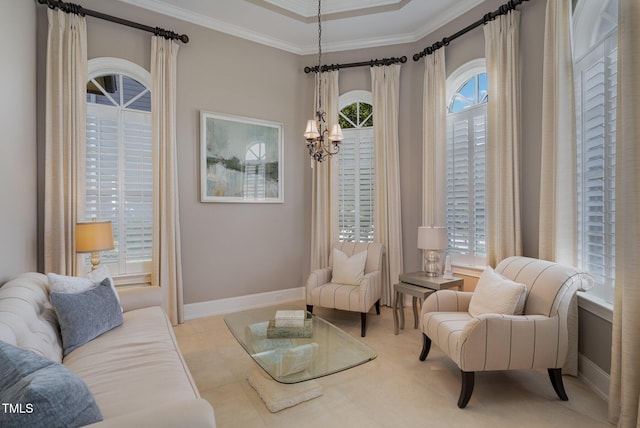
{"left": 304, "top": 120, "right": 320, "bottom": 139}
{"left": 417, "top": 226, "right": 447, "bottom": 250}
{"left": 329, "top": 123, "right": 343, "bottom": 142}
{"left": 76, "top": 221, "right": 114, "bottom": 253}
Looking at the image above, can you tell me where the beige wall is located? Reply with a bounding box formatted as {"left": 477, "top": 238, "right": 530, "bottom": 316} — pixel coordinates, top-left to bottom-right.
{"left": 51, "top": 0, "right": 310, "bottom": 304}
{"left": 1, "top": 0, "right": 608, "bottom": 377}
{"left": 0, "top": 0, "right": 38, "bottom": 283}
{"left": 26, "top": 0, "right": 546, "bottom": 303}
{"left": 303, "top": 0, "right": 546, "bottom": 275}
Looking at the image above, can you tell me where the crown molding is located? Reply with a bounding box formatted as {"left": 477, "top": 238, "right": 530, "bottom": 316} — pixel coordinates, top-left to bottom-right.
{"left": 116, "top": 0, "right": 487, "bottom": 55}
{"left": 412, "top": 0, "right": 486, "bottom": 44}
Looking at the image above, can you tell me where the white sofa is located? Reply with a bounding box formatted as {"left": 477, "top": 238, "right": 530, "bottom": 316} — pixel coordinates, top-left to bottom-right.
{"left": 0, "top": 272, "right": 215, "bottom": 427}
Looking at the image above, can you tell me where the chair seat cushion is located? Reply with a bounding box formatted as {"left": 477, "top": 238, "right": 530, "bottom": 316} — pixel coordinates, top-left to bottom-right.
{"left": 307, "top": 283, "right": 368, "bottom": 313}
{"left": 468, "top": 267, "right": 526, "bottom": 317}
{"left": 422, "top": 312, "right": 473, "bottom": 361}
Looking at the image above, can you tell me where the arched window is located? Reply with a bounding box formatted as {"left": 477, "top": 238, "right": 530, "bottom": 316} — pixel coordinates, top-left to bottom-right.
{"left": 84, "top": 58, "right": 152, "bottom": 282}
{"left": 338, "top": 90, "right": 374, "bottom": 242}
{"left": 573, "top": 0, "right": 618, "bottom": 304}
{"left": 446, "top": 59, "right": 487, "bottom": 267}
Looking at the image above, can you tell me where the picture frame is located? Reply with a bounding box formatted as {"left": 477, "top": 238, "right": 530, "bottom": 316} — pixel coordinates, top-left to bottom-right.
{"left": 200, "top": 111, "right": 283, "bottom": 203}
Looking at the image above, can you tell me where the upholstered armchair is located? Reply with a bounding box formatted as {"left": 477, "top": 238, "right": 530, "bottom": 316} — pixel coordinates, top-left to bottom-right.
{"left": 419, "top": 256, "right": 591, "bottom": 408}
{"left": 306, "top": 242, "right": 385, "bottom": 337}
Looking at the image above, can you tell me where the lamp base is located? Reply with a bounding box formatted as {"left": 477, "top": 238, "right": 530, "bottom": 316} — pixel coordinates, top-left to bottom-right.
{"left": 423, "top": 251, "right": 442, "bottom": 277}
{"left": 90, "top": 252, "right": 101, "bottom": 271}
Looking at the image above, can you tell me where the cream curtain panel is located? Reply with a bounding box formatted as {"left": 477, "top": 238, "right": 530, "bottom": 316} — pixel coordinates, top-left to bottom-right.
{"left": 609, "top": 0, "right": 640, "bottom": 425}
{"left": 310, "top": 70, "right": 340, "bottom": 271}
{"left": 151, "top": 36, "right": 184, "bottom": 326}
{"left": 422, "top": 49, "right": 447, "bottom": 228}
{"left": 538, "top": 0, "right": 577, "bottom": 265}
{"left": 536, "top": 0, "right": 580, "bottom": 377}
{"left": 44, "top": 8, "right": 87, "bottom": 275}
{"left": 371, "top": 65, "right": 403, "bottom": 306}
{"left": 483, "top": 11, "right": 522, "bottom": 267}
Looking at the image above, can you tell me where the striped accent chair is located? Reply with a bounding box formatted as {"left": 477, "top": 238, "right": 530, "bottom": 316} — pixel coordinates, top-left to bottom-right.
{"left": 306, "top": 242, "right": 385, "bottom": 337}
{"left": 419, "top": 256, "right": 592, "bottom": 408}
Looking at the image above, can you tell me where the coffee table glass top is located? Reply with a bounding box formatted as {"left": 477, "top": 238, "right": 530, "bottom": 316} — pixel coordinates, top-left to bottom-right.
{"left": 224, "top": 305, "right": 377, "bottom": 384}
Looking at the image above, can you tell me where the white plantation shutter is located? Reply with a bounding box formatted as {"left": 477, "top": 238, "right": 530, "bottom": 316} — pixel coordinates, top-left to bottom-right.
{"left": 575, "top": 31, "right": 617, "bottom": 303}
{"left": 358, "top": 133, "right": 374, "bottom": 242}
{"left": 338, "top": 128, "right": 374, "bottom": 242}
{"left": 339, "top": 134, "right": 356, "bottom": 241}
{"left": 446, "top": 106, "right": 487, "bottom": 266}
{"left": 85, "top": 72, "right": 152, "bottom": 277}
{"left": 337, "top": 94, "right": 374, "bottom": 244}
{"left": 123, "top": 110, "right": 153, "bottom": 265}
{"left": 86, "top": 105, "right": 119, "bottom": 264}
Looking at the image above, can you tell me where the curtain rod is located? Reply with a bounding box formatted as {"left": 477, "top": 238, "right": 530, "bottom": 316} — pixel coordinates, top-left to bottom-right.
{"left": 37, "top": 0, "right": 190, "bottom": 43}
{"left": 412, "top": 0, "right": 530, "bottom": 61}
{"left": 304, "top": 56, "right": 407, "bottom": 74}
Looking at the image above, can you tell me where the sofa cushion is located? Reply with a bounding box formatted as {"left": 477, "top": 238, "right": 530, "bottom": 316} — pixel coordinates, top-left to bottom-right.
{"left": 332, "top": 248, "right": 367, "bottom": 285}
{"left": 50, "top": 278, "right": 123, "bottom": 356}
{"left": 63, "top": 306, "right": 201, "bottom": 420}
{"left": 0, "top": 340, "right": 103, "bottom": 428}
{"left": 468, "top": 267, "right": 527, "bottom": 317}
{"left": 47, "top": 266, "right": 120, "bottom": 306}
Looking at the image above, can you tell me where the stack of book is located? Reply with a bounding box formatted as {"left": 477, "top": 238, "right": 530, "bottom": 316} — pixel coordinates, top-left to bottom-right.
{"left": 267, "top": 310, "right": 313, "bottom": 338}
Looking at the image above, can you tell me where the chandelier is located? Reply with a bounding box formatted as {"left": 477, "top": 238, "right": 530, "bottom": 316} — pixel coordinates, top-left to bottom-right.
{"left": 304, "top": 0, "right": 343, "bottom": 162}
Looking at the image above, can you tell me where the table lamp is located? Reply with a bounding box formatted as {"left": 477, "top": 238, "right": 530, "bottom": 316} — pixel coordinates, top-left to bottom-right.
{"left": 417, "top": 226, "right": 447, "bottom": 277}
{"left": 76, "top": 219, "right": 114, "bottom": 271}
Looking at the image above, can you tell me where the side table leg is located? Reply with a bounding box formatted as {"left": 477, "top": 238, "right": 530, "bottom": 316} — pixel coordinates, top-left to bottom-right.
{"left": 398, "top": 292, "right": 405, "bottom": 330}
{"left": 393, "top": 290, "right": 399, "bottom": 335}
{"left": 412, "top": 296, "right": 419, "bottom": 329}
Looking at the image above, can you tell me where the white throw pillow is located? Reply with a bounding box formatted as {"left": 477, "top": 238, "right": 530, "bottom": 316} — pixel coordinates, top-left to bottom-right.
{"left": 331, "top": 248, "right": 367, "bottom": 286}
{"left": 47, "top": 266, "right": 121, "bottom": 306}
{"left": 468, "top": 266, "right": 527, "bottom": 317}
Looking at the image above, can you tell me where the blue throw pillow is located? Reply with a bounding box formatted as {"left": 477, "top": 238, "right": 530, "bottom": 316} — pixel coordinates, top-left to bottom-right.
{"left": 50, "top": 277, "right": 123, "bottom": 356}
{"left": 0, "top": 340, "right": 103, "bottom": 428}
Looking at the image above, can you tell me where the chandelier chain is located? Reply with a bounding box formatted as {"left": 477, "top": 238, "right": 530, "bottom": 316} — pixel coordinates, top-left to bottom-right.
{"left": 303, "top": 0, "right": 341, "bottom": 163}
{"left": 317, "top": 0, "right": 322, "bottom": 111}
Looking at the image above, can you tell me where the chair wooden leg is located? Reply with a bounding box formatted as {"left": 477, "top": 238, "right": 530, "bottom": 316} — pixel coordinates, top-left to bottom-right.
{"left": 548, "top": 368, "right": 569, "bottom": 401}
{"left": 458, "top": 371, "right": 475, "bottom": 408}
{"left": 361, "top": 313, "right": 367, "bottom": 337}
{"left": 375, "top": 299, "right": 380, "bottom": 315}
{"left": 306, "top": 305, "right": 313, "bottom": 314}
{"left": 419, "top": 334, "right": 431, "bottom": 361}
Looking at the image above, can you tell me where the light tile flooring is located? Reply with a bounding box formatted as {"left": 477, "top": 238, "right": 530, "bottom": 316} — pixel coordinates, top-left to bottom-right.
{"left": 174, "top": 304, "right": 611, "bottom": 428}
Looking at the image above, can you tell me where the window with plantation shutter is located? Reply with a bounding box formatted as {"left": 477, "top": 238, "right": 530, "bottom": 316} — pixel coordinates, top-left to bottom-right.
{"left": 445, "top": 69, "right": 487, "bottom": 267}
{"left": 338, "top": 91, "right": 374, "bottom": 243}
{"left": 84, "top": 62, "right": 153, "bottom": 281}
{"left": 574, "top": 0, "right": 617, "bottom": 304}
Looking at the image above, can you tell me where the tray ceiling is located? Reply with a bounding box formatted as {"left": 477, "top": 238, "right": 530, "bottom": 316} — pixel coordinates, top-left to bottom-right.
{"left": 115, "top": 0, "right": 486, "bottom": 54}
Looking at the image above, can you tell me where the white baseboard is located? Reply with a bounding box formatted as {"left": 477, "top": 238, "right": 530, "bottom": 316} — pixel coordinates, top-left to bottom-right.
{"left": 578, "top": 353, "right": 610, "bottom": 401}
{"left": 184, "top": 287, "right": 306, "bottom": 320}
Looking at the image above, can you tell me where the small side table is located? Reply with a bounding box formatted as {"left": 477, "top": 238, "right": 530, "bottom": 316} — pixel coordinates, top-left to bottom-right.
{"left": 393, "top": 272, "right": 463, "bottom": 335}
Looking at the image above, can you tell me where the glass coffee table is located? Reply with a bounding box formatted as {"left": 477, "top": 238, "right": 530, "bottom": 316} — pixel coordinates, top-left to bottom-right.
{"left": 224, "top": 305, "right": 377, "bottom": 384}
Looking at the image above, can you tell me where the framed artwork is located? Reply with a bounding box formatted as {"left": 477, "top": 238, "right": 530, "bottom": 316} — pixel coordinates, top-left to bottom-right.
{"left": 200, "top": 111, "right": 283, "bottom": 203}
